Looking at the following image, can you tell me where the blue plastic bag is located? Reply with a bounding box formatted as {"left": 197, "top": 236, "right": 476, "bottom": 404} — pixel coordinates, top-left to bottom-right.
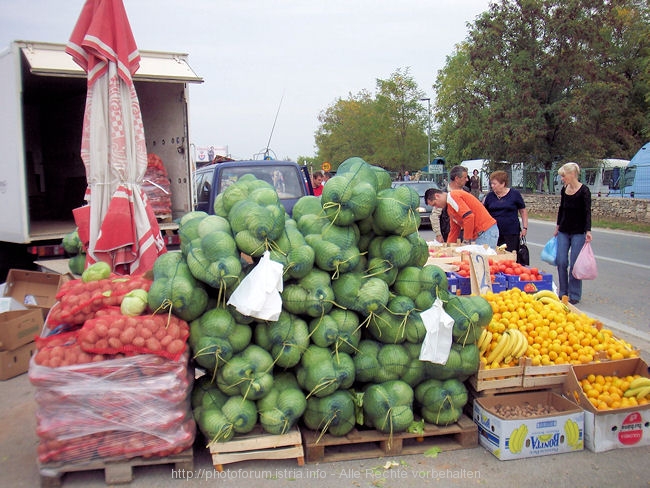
{"left": 541, "top": 236, "right": 558, "bottom": 266}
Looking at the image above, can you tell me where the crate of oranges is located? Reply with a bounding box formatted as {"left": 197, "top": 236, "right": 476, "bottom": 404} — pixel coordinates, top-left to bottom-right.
{"left": 564, "top": 358, "right": 650, "bottom": 452}
{"left": 477, "top": 288, "right": 640, "bottom": 392}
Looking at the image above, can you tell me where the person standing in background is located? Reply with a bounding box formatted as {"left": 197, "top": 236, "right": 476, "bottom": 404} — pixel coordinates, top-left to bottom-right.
{"left": 312, "top": 170, "right": 325, "bottom": 197}
{"left": 470, "top": 169, "right": 481, "bottom": 199}
{"left": 438, "top": 165, "right": 469, "bottom": 242}
{"left": 554, "top": 162, "right": 592, "bottom": 305}
{"left": 483, "top": 170, "right": 528, "bottom": 260}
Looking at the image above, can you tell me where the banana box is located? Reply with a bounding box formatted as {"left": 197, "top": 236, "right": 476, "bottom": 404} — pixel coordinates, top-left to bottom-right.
{"left": 473, "top": 391, "right": 584, "bottom": 460}
{"left": 564, "top": 358, "right": 650, "bottom": 452}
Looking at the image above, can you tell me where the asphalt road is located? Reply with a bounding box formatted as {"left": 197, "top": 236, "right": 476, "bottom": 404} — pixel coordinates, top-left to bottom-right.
{"left": 421, "top": 219, "right": 650, "bottom": 350}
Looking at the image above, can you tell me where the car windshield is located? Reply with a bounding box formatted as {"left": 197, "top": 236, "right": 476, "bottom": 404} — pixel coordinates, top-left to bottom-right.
{"left": 219, "top": 166, "right": 303, "bottom": 199}
{"left": 392, "top": 181, "right": 437, "bottom": 196}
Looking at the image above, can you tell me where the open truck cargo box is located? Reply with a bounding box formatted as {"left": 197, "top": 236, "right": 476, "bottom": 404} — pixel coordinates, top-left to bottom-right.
{"left": 0, "top": 40, "right": 203, "bottom": 248}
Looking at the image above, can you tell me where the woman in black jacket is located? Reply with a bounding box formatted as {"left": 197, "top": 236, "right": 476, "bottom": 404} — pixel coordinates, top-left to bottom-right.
{"left": 553, "top": 162, "right": 592, "bottom": 305}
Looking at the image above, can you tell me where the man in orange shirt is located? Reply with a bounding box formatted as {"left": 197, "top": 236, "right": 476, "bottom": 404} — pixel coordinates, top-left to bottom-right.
{"left": 425, "top": 188, "right": 499, "bottom": 248}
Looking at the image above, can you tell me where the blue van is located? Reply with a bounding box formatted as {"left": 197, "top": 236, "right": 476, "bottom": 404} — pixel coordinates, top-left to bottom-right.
{"left": 621, "top": 142, "right": 650, "bottom": 199}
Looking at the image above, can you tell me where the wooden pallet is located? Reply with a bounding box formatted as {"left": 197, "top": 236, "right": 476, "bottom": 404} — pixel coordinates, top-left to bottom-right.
{"left": 38, "top": 448, "right": 194, "bottom": 487}
{"left": 208, "top": 425, "right": 304, "bottom": 472}
{"left": 301, "top": 414, "right": 478, "bottom": 463}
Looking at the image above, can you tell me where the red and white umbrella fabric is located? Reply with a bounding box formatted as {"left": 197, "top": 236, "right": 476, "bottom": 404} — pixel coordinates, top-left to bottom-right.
{"left": 66, "top": 0, "right": 166, "bottom": 275}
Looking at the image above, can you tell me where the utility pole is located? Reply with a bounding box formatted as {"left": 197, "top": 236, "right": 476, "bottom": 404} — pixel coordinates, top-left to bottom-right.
{"left": 420, "top": 98, "right": 431, "bottom": 167}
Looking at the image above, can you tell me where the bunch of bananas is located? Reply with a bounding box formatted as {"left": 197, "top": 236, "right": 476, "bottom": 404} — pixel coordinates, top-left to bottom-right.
{"left": 479, "top": 328, "right": 528, "bottom": 366}
{"left": 532, "top": 289, "right": 569, "bottom": 312}
{"left": 623, "top": 377, "right": 650, "bottom": 400}
{"left": 508, "top": 424, "right": 528, "bottom": 454}
{"left": 564, "top": 418, "right": 581, "bottom": 449}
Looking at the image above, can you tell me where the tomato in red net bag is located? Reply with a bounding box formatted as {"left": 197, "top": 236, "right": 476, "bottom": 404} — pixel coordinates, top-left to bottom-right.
{"left": 47, "top": 274, "right": 152, "bottom": 328}
{"left": 33, "top": 330, "right": 120, "bottom": 369}
{"left": 79, "top": 312, "right": 190, "bottom": 360}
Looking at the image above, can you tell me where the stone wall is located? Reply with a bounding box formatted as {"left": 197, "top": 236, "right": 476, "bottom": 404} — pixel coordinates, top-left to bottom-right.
{"left": 522, "top": 194, "right": 650, "bottom": 224}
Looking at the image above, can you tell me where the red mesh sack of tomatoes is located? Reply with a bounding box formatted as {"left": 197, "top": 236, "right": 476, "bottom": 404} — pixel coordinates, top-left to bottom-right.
{"left": 32, "top": 330, "right": 121, "bottom": 370}
{"left": 46, "top": 274, "right": 152, "bottom": 328}
{"left": 78, "top": 311, "right": 190, "bottom": 361}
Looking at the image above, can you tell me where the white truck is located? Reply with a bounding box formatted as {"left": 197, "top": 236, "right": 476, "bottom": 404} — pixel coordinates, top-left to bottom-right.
{"left": 0, "top": 40, "right": 202, "bottom": 279}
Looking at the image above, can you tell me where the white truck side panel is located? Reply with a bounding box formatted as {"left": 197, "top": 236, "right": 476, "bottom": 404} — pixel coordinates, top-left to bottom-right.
{"left": 0, "top": 44, "right": 29, "bottom": 243}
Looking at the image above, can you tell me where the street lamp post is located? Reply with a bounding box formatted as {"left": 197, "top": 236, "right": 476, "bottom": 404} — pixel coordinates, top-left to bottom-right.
{"left": 420, "top": 97, "right": 431, "bottom": 167}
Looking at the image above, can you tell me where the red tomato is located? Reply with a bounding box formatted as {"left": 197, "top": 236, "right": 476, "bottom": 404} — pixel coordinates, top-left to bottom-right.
{"left": 523, "top": 282, "right": 538, "bottom": 293}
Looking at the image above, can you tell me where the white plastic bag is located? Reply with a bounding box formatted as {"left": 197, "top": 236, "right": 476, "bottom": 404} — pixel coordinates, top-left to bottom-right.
{"left": 572, "top": 242, "right": 598, "bottom": 280}
{"left": 227, "top": 251, "right": 284, "bottom": 321}
{"left": 418, "top": 298, "right": 455, "bottom": 364}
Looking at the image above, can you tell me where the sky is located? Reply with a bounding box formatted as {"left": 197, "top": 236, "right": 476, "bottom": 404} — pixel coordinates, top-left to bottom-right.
{"left": 0, "top": 0, "right": 493, "bottom": 162}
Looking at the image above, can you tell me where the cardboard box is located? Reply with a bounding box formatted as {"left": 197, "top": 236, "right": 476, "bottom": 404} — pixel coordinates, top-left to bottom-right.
{"left": 0, "top": 309, "right": 42, "bottom": 351}
{"left": 0, "top": 341, "right": 36, "bottom": 380}
{"left": 473, "top": 390, "right": 584, "bottom": 460}
{"left": 564, "top": 358, "right": 650, "bottom": 452}
{"left": 3, "top": 269, "right": 66, "bottom": 319}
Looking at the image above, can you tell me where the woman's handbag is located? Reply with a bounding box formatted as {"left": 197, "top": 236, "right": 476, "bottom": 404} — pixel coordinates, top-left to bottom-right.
{"left": 517, "top": 236, "right": 530, "bottom": 266}
{"left": 572, "top": 242, "right": 598, "bottom": 280}
{"left": 541, "top": 236, "right": 558, "bottom": 266}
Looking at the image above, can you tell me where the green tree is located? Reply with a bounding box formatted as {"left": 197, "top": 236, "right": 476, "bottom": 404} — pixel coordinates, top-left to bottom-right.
{"left": 314, "top": 89, "right": 378, "bottom": 169}
{"left": 434, "top": 0, "right": 650, "bottom": 172}
{"left": 314, "top": 69, "right": 429, "bottom": 172}
{"left": 373, "top": 68, "right": 429, "bottom": 172}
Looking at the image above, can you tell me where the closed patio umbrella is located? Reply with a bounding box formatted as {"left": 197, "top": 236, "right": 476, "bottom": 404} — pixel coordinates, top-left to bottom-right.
{"left": 67, "top": 0, "right": 166, "bottom": 275}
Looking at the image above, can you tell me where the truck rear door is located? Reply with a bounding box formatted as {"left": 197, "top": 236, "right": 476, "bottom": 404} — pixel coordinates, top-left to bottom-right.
{"left": 0, "top": 43, "right": 30, "bottom": 243}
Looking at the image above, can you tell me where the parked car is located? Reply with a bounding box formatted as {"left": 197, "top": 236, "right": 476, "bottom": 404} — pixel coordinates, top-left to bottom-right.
{"left": 390, "top": 180, "right": 439, "bottom": 228}
{"left": 193, "top": 160, "right": 314, "bottom": 217}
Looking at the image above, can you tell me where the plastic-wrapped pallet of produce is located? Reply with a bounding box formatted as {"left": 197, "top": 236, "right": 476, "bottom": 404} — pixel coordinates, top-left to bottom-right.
{"left": 28, "top": 334, "right": 196, "bottom": 465}
{"left": 143, "top": 153, "right": 173, "bottom": 219}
